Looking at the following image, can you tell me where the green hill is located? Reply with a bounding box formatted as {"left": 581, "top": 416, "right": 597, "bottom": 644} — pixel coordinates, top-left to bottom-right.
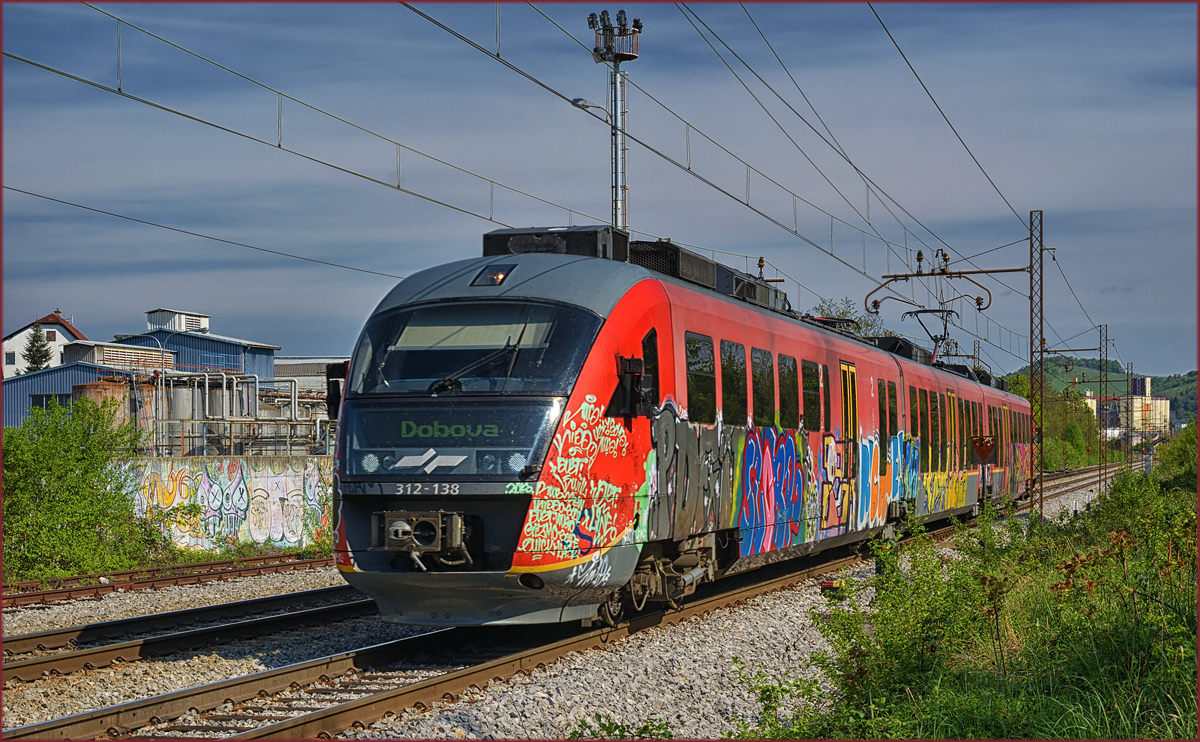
{"left": 1007, "top": 359, "right": 1195, "bottom": 427}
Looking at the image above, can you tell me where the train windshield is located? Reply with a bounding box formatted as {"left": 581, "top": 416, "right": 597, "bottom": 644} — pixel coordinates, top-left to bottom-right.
{"left": 348, "top": 301, "right": 601, "bottom": 396}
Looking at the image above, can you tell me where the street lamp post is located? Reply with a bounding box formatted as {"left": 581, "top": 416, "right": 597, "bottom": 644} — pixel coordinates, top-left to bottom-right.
{"left": 583, "top": 9, "right": 641, "bottom": 230}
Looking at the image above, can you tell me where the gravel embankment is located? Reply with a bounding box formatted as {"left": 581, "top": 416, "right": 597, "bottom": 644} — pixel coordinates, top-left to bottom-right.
{"left": 341, "top": 564, "right": 869, "bottom": 740}
{"left": 342, "top": 483, "right": 1107, "bottom": 740}
{"left": 2, "top": 566, "right": 348, "bottom": 637}
{"left": 3, "top": 611, "right": 432, "bottom": 730}
{"left": 3, "top": 482, "right": 1105, "bottom": 737}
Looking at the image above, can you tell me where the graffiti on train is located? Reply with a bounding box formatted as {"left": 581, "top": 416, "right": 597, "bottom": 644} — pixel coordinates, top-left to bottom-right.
{"left": 513, "top": 394, "right": 648, "bottom": 569}
{"left": 648, "top": 400, "right": 742, "bottom": 543}
{"left": 133, "top": 457, "right": 332, "bottom": 549}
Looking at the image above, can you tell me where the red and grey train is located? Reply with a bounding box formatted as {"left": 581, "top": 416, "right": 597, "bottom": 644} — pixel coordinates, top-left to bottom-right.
{"left": 329, "top": 225, "right": 1033, "bottom": 626}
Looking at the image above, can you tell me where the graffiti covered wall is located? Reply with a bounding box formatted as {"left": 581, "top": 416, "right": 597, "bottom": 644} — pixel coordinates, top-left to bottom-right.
{"left": 131, "top": 456, "right": 333, "bottom": 550}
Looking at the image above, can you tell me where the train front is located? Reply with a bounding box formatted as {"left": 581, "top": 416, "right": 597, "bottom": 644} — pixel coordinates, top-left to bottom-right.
{"left": 331, "top": 251, "right": 655, "bottom": 625}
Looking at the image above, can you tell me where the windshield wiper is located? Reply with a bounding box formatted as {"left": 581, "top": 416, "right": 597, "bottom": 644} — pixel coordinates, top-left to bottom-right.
{"left": 427, "top": 341, "right": 516, "bottom": 395}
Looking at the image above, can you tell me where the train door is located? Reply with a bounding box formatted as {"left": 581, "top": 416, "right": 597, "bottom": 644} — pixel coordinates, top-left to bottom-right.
{"left": 947, "top": 390, "right": 964, "bottom": 503}
{"left": 1001, "top": 404, "right": 1011, "bottom": 497}
{"left": 839, "top": 361, "right": 859, "bottom": 501}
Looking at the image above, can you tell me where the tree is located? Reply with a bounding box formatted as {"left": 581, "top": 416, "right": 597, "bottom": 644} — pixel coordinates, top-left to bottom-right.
{"left": 21, "top": 321, "right": 53, "bottom": 372}
{"left": 2, "top": 397, "right": 160, "bottom": 581}
{"left": 809, "top": 297, "right": 893, "bottom": 337}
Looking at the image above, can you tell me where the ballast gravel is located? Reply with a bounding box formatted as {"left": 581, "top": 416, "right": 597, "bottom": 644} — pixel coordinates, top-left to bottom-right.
{"left": 2, "top": 565, "right": 347, "bottom": 637}
{"left": 2, "top": 480, "right": 1106, "bottom": 737}
{"left": 341, "top": 565, "right": 866, "bottom": 741}
{"left": 2, "top": 612, "right": 434, "bottom": 730}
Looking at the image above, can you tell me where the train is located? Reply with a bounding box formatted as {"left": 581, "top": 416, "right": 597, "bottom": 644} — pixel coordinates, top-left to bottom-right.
{"left": 327, "top": 225, "right": 1033, "bottom": 626}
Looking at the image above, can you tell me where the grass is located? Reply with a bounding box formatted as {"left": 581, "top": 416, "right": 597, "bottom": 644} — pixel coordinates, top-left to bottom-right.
{"left": 727, "top": 445, "right": 1197, "bottom": 739}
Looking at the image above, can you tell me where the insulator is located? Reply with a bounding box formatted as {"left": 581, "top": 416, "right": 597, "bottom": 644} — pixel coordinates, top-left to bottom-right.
{"left": 633, "top": 17, "right": 643, "bottom": 30}
{"left": 588, "top": 13, "right": 598, "bottom": 30}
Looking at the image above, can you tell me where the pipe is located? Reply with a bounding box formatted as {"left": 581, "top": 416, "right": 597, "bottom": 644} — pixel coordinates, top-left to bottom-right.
{"left": 679, "top": 565, "right": 707, "bottom": 588}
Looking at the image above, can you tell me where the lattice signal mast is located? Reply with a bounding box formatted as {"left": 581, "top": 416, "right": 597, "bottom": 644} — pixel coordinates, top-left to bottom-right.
{"left": 588, "top": 9, "right": 641, "bottom": 230}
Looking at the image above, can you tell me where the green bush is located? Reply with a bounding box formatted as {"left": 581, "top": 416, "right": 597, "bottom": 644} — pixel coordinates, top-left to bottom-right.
{"left": 2, "top": 397, "right": 169, "bottom": 581}
{"left": 1154, "top": 423, "right": 1196, "bottom": 492}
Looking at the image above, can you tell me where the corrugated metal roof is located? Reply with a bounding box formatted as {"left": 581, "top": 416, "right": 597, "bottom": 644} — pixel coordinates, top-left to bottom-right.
{"left": 144, "top": 307, "right": 213, "bottom": 318}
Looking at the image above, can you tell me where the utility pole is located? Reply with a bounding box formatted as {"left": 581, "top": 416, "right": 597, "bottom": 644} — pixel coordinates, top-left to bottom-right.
{"left": 1125, "top": 362, "right": 1135, "bottom": 459}
{"left": 587, "top": 10, "right": 641, "bottom": 230}
{"left": 1029, "top": 210, "right": 1046, "bottom": 517}
{"left": 1099, "top": 323, "right": 1108, "bottom": 492}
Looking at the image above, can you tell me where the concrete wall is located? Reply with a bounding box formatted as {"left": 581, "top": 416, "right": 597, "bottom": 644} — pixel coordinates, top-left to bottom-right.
{"left": 131, "top": 456, "right": 332, "bottom": 550}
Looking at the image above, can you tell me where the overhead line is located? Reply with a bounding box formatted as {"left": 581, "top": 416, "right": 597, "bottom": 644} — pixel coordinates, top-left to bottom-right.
{"left": 444, "top": 3, "right": 1036, "bottom": 349}
{"left": 4, "top": 186, "right": 405, "bottom": 279}
{"left": 675, "top": 3, "right": 1028, "bottom": 302}
{"left": 674, "top": 2, "right": 884, "bottom": 244}
{"left": 2, "top": 50, "right": 514, "bottom": 227}
{"left": 867, "top": 2, "right": 1025, "bottom": 228}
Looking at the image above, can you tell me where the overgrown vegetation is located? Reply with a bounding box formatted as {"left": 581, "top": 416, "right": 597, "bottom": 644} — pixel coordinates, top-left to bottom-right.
{"left": 569, "top": 714, "right": 674, "bottom": 739}
{"left": 2, "top": 398, "right": 175, "bottom": 581}
{"left": 3, "top": 398, "right": 336, "bottom": 583}
{"left": 1006, "top": 373, "right": 1124, "bottom": 472}
{"left": 730, "top": 431, "right": 1197, "bottom": 739}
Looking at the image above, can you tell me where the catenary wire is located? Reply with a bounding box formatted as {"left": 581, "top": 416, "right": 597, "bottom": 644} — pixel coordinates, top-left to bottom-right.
{"left": 4, "top": 186, "right": 406, "bottom": 279}
{"left": 867, "top": 2, "right": 1025, "bottom": 228}
{"left": 674, "top": 2, "right": 884, "bottom": 245}
{"left": 682, "top": 1, "right": 1026, "bottom": 302}
{"left": 1, "top": 51, "right": 517, "bottom": 228}
{"left": 79, "top": 4, "right": 616, "bottom": 229}
{"left": 2, "top": 48, "right": 818, "bottom": 304}
{"left": 419, "top": 3, "right": 1035, "bottom": 364}
{"left": 528, "top": 2, "right": 916, "bottom": 256}
{"left": 28, "top": 6, "right": 1035, "bottom": 369}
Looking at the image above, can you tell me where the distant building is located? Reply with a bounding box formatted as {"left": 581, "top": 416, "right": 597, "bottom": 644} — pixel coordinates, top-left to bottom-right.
{"left": 2, "top": 309, "right": 88, "bottom": 376}
{"left": 113, "top": 308, "right": 278, "bottom": 378}
{"left": 3, "top": 308, "right": 280, "bottom": 429}
{"left": 1084, "top": 381, "right": 1170, "bottom": 439}
{"left": 273, "top": 356, "right": 350, "bottom": 393}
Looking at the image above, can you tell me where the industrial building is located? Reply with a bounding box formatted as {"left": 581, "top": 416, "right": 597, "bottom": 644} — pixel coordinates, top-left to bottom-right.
{"left": 3, "top": 308, "right": 334, "bottom": 455}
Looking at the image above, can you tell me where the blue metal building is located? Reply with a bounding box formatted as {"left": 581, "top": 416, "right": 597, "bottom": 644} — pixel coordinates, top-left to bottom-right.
{"left": 2, "top": 363, "right": 141, "bottom": 427}
{"left": 114, "top": 329, "right": 278, "bottom": 379}
{"left": 4, "top": 308, "right": 281, "bottom": 428}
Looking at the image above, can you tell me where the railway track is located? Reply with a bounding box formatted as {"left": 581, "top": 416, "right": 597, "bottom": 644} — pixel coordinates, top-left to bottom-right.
{"left": 3, "top": 461, "right": 1129, "bottom": 739}
{"left": 4, "top": 547, "right": 867, "bottom": 740}
{"left": 2, "top": 555, "right": 335, "bottom": 608}
{"left": 3, "top": 586, "right": 367, "bottom": 683}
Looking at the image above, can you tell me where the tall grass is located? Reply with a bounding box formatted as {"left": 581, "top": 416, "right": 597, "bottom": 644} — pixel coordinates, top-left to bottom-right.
{"left": 731, "top": 433, "right": 1197, "bottom": 739}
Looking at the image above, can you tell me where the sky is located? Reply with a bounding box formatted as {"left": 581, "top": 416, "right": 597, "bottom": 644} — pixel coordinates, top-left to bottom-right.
{"left": 3, "top": 2, "right": 1196, "bottom": 377}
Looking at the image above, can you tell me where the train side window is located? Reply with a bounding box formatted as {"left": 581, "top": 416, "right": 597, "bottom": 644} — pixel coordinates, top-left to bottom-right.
{"left": 751, "top": 348, "right": 775, "bottom": 427}
{"left": 909, "top": 385, "right": 919, "bottom": 437}
{"left": 685, "top": 332, "right": 716, "bottom": 424}
{"left": 959, "top": 399, "right": 967, "bottom": 464}
{"left": 877, "top": 379, "right": 888, "bottom": 475}
{"left": 939, "top": 392, "right": 948, "bottom": 471}
{"left": 721, "top": 340, "right": 748, "bottom": 425}
{"left": 641, "top": 329, "right": 660, "bottom": 406}
{"left": 887, "top": 381, "right": 898, "bottom": 439}
{"left": 822, "top": 364, "right": 832, "bottom": 433}
{"left": 779, "top": 355, "right": 799, "bottom": 430}
{"left": 919, "top": 389, "right": 930, "bottom": 472}
{"left": 801, "top": 361, "right": 820, "bottom": 432}
{"left": 929, "top": 391, "right": 941, "bottom": 471}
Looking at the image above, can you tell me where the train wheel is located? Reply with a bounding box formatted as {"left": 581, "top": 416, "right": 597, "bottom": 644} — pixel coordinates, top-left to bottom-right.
{"left": 599, "top": 594, "right": 625, "bottom": 627}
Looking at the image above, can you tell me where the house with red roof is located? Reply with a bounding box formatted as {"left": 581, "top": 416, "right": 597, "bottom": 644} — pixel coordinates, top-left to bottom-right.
{"left": 3, "top": 309, "right": 88, "bottom": 376}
